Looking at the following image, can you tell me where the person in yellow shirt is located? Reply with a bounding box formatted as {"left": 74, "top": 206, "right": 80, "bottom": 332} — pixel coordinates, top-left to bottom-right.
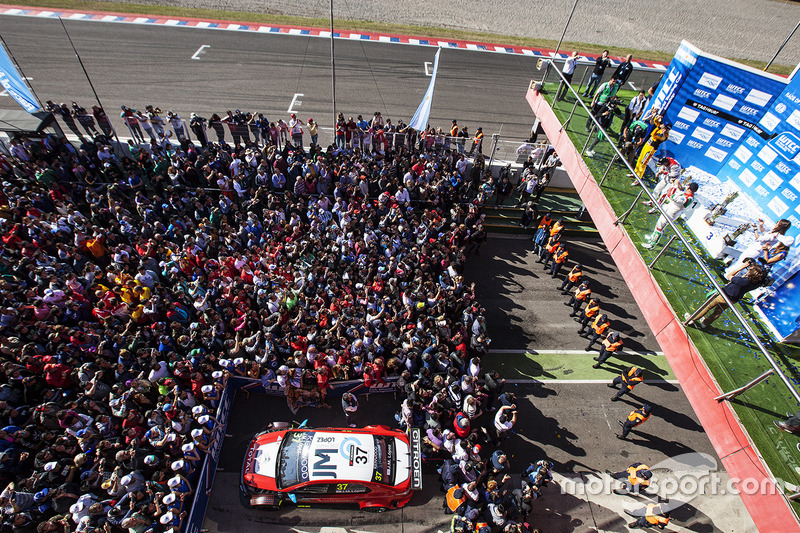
{"left": 634, "top": 116, "right": 670, "bottom": 178}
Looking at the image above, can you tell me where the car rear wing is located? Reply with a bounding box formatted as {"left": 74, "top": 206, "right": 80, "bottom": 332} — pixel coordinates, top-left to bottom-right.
{"left": 409, "top": 427, "right": 422, "bottom": 490}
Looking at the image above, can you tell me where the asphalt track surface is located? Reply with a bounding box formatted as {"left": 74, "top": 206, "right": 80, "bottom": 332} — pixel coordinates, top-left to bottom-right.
{"left": 98, "top": 0, "right": 800, "bottom": 64}
{"left": 0, "top": 16, "right": 664, "bottom": 142}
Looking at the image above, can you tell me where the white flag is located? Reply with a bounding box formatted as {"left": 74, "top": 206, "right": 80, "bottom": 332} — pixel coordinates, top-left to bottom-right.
{"left": 408, "top": 48, "right": 441, "bottom": 131}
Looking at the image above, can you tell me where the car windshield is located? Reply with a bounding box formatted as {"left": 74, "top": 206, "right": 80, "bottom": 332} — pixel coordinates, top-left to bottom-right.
{"left": 373, "top": 435, "right": 395, "bottom": 486}
{"left": 277, "top": 431, "right": 315, "bottom": 489}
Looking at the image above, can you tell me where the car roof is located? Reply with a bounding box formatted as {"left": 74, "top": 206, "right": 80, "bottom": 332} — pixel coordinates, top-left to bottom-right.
{"left": 279, "top": 429, "right": 391, "bottom": 485}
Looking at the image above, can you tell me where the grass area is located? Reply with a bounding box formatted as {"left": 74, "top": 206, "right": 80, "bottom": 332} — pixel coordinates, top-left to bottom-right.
{"left": 542, "top": 83, "right": 800, "bottom": 512}
{"left": 9, "top": 0, "right": 795, "bottom": 75}
{"left": 487, "top": 350, "right": 676, "bottom": 381}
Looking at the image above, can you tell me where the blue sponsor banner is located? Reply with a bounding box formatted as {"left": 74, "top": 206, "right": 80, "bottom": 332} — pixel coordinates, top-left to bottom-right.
{"left": 716, "top": 70, "right": 800, "bottom": 234}
{"left": 758, "top": 272, "right": 800, "bottom": 340}
{"left": 0, "top": 43, "right": 39, "bottom": 113}
{"left": 651, "top": 43, "right": 787, "bottom": 174}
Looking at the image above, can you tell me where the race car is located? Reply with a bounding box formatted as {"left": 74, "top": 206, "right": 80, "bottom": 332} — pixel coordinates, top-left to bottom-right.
{"left": 240, "top": 423, "right": 422, "bottom": 511}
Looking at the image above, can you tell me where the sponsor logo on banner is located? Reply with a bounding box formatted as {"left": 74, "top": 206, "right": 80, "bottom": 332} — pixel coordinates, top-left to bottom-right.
{"left": 691, "top": 127, "right": 714, "bottom": 142}
{"left": 729, "top": 159, "right": 742, "bottom": 170}
{"left": 739, "top": 168, "right": 758, "bottom": 187}
{"left": 734, "top": 145, "right": 753, "bottom": 162}
{"left": 752, "top": 160, "right": 765, "bottom": 173}
{"left": 787, "top": 109, "right": 800, "bottom": 131}
{"left": 783, "top": 188, "right": 798, "bottom": 202}
{"left": 757, "top": 145, "right": 778, "bottom": 164}
{"left": 725, "top": 83, "right": 746, "bottom": 96}
{"left": 698, "top": 72, "right": 722, "bottom": 90}
{"left": 721, "top": 123, "right": 746, "bottom": 140}
{"left": 705, "top": 146, "right": 728, "bottom": 162}
{"left": 668, "top": 130, "right": 685, "bottom": 144}
{"left": 715, "top": 138, "right": 734, "bottom": 148}
{"left": 763, "top": 170, "right": 783, "bottom": 190}
{"left": 756, "top": 185, "right": 770, "bottom": 196}
{"left": 790, "top": 172, "right": 800, "bottom": 192}
{"left": 768, "top": 196, "right": 789, "bottom": 216}
{"left": 776, "top": 160, "right": 792, "bottom": 174}
{"left": 703, "top": 118, "right": 721, "bottom": 129}
{"left": 409, "top": 428, "right": 423, "bottom": 490}
{"left": 674, "top": 121, "right": 690, "bottom": 130}
{"left": 745, "top": 88, "right": 772, "bottom": 107}
{"left": 694, "top": 88, "right": 713, "bottom": 100}
{"left": 713, "top": 94, "right": 737, "bottom": 111}
{"left": 776, "top": 103, "right": 787, "bottom": 114}
{"left": 687, "top": 140, "right": 703, "bottom": 149}
{"left": 678, "top": 106, "right": 700, "bottom": 122}
{"left": 739, "top": 105, "right": 760, "bottom": 117}
{"left": 759, "top": 111, "right": 780, "bottom": 132}
{"left": 768, "top": 131, "right": 800, "bottom": 161}
{"left": 652, "top": 67, "right": 684, "bottom": 113}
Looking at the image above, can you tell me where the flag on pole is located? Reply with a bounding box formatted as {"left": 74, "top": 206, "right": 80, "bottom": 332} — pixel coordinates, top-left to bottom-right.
{"left": 408, "top": 48, "right": 441, "bottom": 131}
{"left": 0, "top": 43, "right": 38, "bottom": 113}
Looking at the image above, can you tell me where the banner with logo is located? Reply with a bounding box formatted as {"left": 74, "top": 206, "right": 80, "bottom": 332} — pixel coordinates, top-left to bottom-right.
{"left": 715, "top": 72, "right": 800, "bottom": 229}
{"left": 0, "top": 43, "right": 39, "bottom": 113}
{"left": 647, "top": 41, "right": 788, "bottom": 176}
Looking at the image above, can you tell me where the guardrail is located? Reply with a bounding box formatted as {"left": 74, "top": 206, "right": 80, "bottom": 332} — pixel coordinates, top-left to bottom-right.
{"left": 541, "top": 60, "right": 800, "bottom": 404}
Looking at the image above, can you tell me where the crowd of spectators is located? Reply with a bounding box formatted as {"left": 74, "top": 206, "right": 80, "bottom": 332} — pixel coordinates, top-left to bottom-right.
{"left": 0, "top": 102, "right": 524, "bottom": 532}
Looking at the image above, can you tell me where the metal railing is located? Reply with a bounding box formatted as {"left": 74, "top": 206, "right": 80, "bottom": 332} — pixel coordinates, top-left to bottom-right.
{"left": 541, "top": 61, "right": 800, "bottom": 404}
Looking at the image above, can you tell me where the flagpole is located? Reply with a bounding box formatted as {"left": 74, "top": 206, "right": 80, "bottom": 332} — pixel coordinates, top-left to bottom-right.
{"left": 59, "top": 18, "right": 121, "bottom": 146}
{"left": 330, "top": 0, "right": 337, "bottom": 129}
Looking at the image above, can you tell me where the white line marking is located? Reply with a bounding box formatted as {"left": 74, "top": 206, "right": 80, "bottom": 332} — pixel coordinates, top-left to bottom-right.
{"left": 489, "top": 349, "right": 664, "bottom": 356}
{"left": 601, "top": 404, "right": 613, "bottom": 430}
{"left": 506, "top": 379, "right": 679, "bottom": 384}
{"left": 0, "top": 76, "right": 32, "bottom": 96}
{"left": 287, "top": 93, "right": 304, "bottom": 113}
{"left": 628, "top": 82, "right": 639, "bottom": 91}
{"left": 191, "top": 44, "right": 210, "bottom": 60}
{"left": 424, "top": 61, "right": 433, "bottom": 76}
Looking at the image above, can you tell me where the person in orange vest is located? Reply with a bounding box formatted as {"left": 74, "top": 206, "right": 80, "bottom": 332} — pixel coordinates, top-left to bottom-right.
{"left": 576, "top": 297, "right": 600, "bottom": 333}
{"left": 609, "top": 366, "right": 644, "bottom": 401}
{"left": 560, "top": 263, "right": 583, "bottom": 294}
{"left": 584, "top": 313, "right": 609, "bottom": 351}
{"left": 550, "top": 244, "right": 569, "bottom": 277}
{"left": 450, "top": 119, "right": 460, "bottom": 152}
{"left": 539, "top": 232, "right": 561, "bottom": 269}
{"left": 532, "top": 213, "right": 553, "bottom": 256}
{"left": 593, "top": 330, "right": 623, "bottom": 367}
{"left": 549, "top": 217, "right": 565, "bottom": 237}
{"left": 626, "top": 502, "right": 671, "bottom": 529}
{"left": 468, "top": 127, "right": 484, "bottom": 156}
{"left": 618, "top": 404, "right": 651, "bottom": 439}
{"left": 444, "top": 486, "right": 468, "bottom": 514}
{"left": 610, "top": 462, "right": 652, "bottom": 494}
{"left": 568, "top": 281, "right": 591, "bottom": 316}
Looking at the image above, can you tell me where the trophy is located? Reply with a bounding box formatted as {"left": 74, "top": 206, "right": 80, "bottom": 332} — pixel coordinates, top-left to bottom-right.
{"left": 723, "top": 222, "right": 753, "bottom": 246}
{"left": 704, "top": 191, "right": 739, "bottom": 226}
